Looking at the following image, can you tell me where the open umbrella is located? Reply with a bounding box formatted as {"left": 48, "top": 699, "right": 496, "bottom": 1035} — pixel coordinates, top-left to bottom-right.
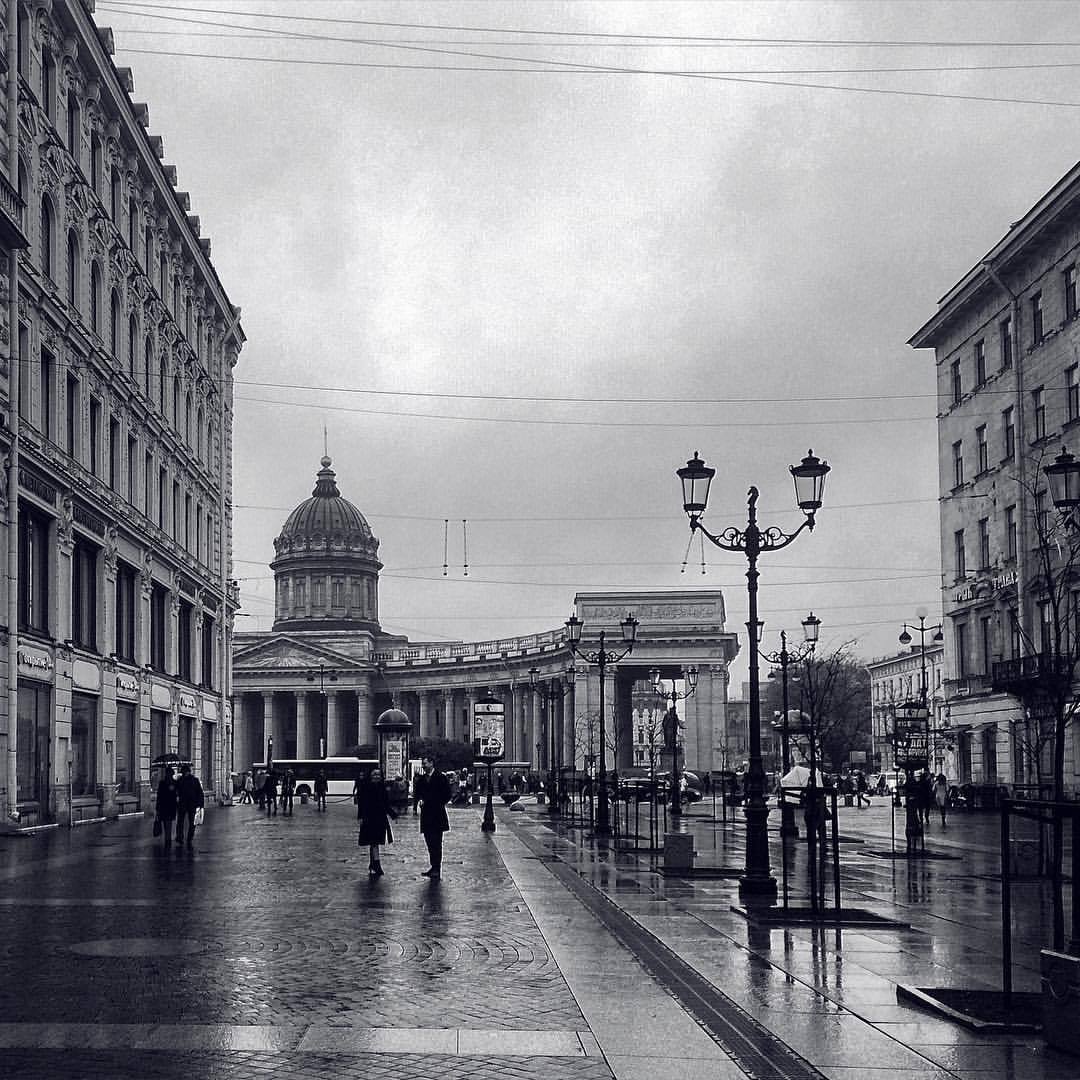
{"left": 150, "top": 752, "right": 192, "bottom": 770}
{"left": 781, "top": 764, "right": 822, "bottom": 789}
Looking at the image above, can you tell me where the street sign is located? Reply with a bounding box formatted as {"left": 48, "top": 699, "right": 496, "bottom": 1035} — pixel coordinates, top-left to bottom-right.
{"left": 473, "top": 697, "right": 505, "bottom": 763}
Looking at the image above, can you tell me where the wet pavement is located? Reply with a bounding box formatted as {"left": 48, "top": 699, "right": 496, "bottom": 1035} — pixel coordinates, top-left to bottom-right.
{"left": 0, "top": 793, "right": 1078, "bottom": 1078}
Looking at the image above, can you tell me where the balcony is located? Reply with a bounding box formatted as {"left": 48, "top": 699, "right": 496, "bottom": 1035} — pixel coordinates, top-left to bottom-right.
{"left": 0, "top": 171, "right": 27, "bottom": 251}
{"left": 991, "top": 653, "right": 1075, "bottom": 695}
{"left": 944, "top": 674, "right": 994, "bottom": 698}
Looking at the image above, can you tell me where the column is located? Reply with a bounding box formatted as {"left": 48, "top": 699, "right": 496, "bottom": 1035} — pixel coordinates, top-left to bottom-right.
{"left": 444, "top": 689, "right": 456, "bottom": 741}
{"left": 261, "top": 691, "right": 275, "bottom": 762}
{"left": 295, "top": 692, "right": 311, "bottom": 759}
{"left": 563, "top": 678, "right": 575, "bottom": 770}
{"left": 419, "top": 690, "right": 433, "bottom": 738}
{"left": 465, "top": 689, "right": 477, "bottom": 746}
{"left": 326, "top": 690, "right": 339, "bottom": 755}
{"left": 614, "top": 673, "right": 634, "bottom": 770}
{"left": 357, "top": 683, "right": 374, "bottom": 748}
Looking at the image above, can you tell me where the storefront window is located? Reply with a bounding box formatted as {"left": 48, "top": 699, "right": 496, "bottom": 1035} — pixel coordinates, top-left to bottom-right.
{"left": 70, "top": 693, "right": 98, "bottom": 798}
{"left": 16, "top": 682, "right": 50, "bottom": 804}
{"left": 150, "top": 708, "right": 168, "bottom": 764}
{"left": 115, "top": 703, "right": 137, "bottom": 794}
{"left": 201, "top": 721, "right": 214, "bottom": 790}
{"left": 178, "top": 715, "right": 193, "bottom": 760}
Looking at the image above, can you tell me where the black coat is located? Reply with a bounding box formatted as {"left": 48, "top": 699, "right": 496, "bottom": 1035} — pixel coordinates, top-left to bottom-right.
{"left": 155, "top": 777, "right": 178, "bottom": 820}
{"left": 176, "top": 773, "right": 204, "bottom": 812}
{"left": 356, "top": 780, "right": 397, "bottom": 846}
{"left": 414, "top": 770, "right": 451, "bottom": 834}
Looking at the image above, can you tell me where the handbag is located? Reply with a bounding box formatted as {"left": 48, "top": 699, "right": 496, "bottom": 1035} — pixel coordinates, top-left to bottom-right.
{"left": 153, "top": 816, "right": 162, "bottom": 837}
{"left": 193, "top": 807, "right": 205, "bottom": 826}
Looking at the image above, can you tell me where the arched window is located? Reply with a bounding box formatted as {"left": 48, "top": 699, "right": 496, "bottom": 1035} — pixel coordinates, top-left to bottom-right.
{"left": 184, "top": 392, "right": 192, "bottom": 444}
{"left": 172, "top": 276, "right": 179, "bottom": 316}
{"left": 90, "top": 133, "right": 102, "bottom": 194}
{"left": 144, "top": 336, "right": 152, "bottom": 391}
{"left": 41, "top": 52, "right": 55, "bottom": 121}
{"left": 66, "top": 230, "right": 79, "bottom": 309}
{"left": 110, "top": 290, "right": 121, "bottom": 356}
{"left": 39, "top": 198, "right": 54, "bottom": 280}
{"left": 206, "top": 419, "right": 213, "bottom": 470}
{"left": 128, "top": 198, "right": 137, "bottom": 251}
{"left": 159, "top": 252, "right": 167, "bottom": 297}
{"left": 90, "top": 263, "right": 102, "bottom": 333}
{"left": 144, "top": 224, "right": 153, "bottom": 270}
{"left": 129, "top": 316, "right": 138, "bottom": 377}
{"left": 172, "top": 379, "right": 180, "bottom": 429}
{"left": 196, "top": 315, "right": 203, "bottom": 361}
{"left": 196, "top": 405, "right": 204, "bottom": 460}
{"left": 66, "top": 90, "right": 80, "bottom": 157}
{"left": 185, "top": 299, "right": 192, "bottom": 339}
{"left": 159, "top": 357, "right": 168, "bottom": 414}
{"left": 110, "top": 168, "right": 121, "bottom": 221}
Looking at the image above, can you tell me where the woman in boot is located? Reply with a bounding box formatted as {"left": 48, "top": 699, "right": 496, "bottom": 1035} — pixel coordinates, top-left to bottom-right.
{"left": 356, "top": 768, "right": 397, "bottom": 876}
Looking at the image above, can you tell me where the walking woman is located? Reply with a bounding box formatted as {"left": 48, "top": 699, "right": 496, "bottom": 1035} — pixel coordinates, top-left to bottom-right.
{"left": 154, "top": 766, "right": 179, "bottom": 851}
{"left": 934, "top": 772, "right": 949, "bottom": 828}
{"left": 355, "top": 767, "right": 397, "bottom": 876}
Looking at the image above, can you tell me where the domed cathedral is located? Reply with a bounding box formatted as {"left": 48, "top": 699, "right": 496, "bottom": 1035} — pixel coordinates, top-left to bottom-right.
{"left": 232, "top": 457, "right": 741, "bottom": 784}
{"left": 271, "top": 456, "right": 382, "bottom": 633}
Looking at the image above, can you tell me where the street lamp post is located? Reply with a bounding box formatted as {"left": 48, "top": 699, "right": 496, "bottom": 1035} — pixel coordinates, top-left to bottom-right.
{"left": 648, "top": 666, "right": 698, "bottom": 818}
{"left": 305, "top": 663, "right": 339, "bottom": 759}
{"left": 678, "top": 449, "right": 830, "bottom": 899}
{"left": 565, "top": 611, "right": 639, "bottom": 837}
{"left": 898, "top": 608, "right": 943, "bottom": 847}
{"left": 528, "top": 667, "right": 564, "bottom": 817}
{"left": 762, "top": 614, "right": 820, "bottom": 838}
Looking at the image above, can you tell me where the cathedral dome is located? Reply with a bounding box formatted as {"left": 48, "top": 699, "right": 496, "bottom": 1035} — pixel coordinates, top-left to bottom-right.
{"left": 271, "top": 457, "right": 382, "bottom": 632}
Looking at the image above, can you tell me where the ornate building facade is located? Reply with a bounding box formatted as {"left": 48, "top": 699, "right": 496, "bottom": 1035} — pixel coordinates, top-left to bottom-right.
{"left": 0, "top": 1, "right": 242, "bottom": 828}
{"left": 234, "top": 459, "right": 740, "bottom": 777}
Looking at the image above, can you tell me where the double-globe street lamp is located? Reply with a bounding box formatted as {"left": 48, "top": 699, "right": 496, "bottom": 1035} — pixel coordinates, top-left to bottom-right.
{"left": 648, "top": 666, "right": 698, "bottom": 817}
{"left": 762, "top": 613, "right": 820, "bottom": 838}
{"left": 565, "top": 611, "right": 639, "bottom": 837}
{"left": 305, "top": 663, "right": 339, "bottom": 759}
{"left": 678, "top": 449, "right": 830, "bottom": 899}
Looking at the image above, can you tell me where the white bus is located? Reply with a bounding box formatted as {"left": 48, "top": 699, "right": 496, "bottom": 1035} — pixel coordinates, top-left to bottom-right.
{"left": 250, "top": 757, "right": 379, "bottom": 798}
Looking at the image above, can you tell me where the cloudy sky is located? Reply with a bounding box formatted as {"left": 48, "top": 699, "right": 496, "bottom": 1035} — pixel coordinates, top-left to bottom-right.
{"left": 98, "top": 0, "right": 1080, "bottom": 687}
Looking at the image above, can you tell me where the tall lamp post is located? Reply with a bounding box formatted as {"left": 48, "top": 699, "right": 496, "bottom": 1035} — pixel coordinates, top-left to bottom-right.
{"left": 897, "top": 608, "right": 943, "bottom": 845}
{"left": 305, "top": 664, "right": 339, "bottom": 759}
{"left": 678, "top": 449, "right": 830, "bottom": 899}
{"left": 762, "top": 613, "right": 820, "bottom": 838}
{"left": 565, "top": 611, "right": 638, "bottom": 837}
{"left": 648, "top": 666, "right": 698, "bottom": 817}
{"left": 528, "top": 667, "right": 563, "bottom": 816}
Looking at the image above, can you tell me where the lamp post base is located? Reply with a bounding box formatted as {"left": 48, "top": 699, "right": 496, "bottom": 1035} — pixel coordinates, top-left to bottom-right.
{"left": 739, "top": 797, "right": 777, "bottom": 900}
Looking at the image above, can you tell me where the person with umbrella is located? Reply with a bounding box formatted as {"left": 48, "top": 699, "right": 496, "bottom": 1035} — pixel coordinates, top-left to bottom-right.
{"left": 175, "top": 764, "right": 205, "bottom": 849}
{"left": 154, "top": 766, "right": 178, "bottom": 851}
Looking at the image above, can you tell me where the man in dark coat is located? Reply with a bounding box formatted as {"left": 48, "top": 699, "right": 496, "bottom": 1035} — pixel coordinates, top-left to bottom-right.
{"left": 175, "top": 764, "right": 205, "bottom": 849}
{"left": 155, "top": 767, "right": 178, "bottom": 851}
{"left": 413, "top": 756, "right": 451, "bottom": 879}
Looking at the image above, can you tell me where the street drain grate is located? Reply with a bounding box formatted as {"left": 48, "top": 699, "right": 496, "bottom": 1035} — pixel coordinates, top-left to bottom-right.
{"left": 864, "top": 849, "right": 962, "bottom": 861}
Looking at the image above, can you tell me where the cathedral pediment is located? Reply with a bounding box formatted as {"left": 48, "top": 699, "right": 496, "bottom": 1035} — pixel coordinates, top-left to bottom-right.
{"left": 233, "top": 636, "right": 361, "bottom": 671}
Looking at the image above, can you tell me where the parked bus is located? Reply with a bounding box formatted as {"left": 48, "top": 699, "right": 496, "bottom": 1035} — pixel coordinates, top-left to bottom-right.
{"left": 250, "top": 757, "right": 378, "bottom": 798}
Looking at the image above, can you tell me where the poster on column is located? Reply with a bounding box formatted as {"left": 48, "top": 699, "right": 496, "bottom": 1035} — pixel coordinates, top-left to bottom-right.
{"left": 473, "top": 698, "right": 505, "bottom": 762}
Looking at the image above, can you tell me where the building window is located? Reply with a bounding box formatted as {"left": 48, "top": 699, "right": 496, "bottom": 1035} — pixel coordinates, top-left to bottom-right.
{"left": 1036, "top": 488, "right": 1049, "bottom": 536}
{"left": 955, "top": 621, "right": 968, "bottom": 679}
{"left": 158, "top": 466, "right": 167, "bottom": 529}
{"left": 173, "top": 481, "right": 181, "bottom": 542}
{"left": 150, "top": 583, "right": 168, "bottom": 673}
{"left": 1032, "top": 291, "right": 1044, "bottom": 345}
{"left": 66, "top": 90, "right": 80, "bottom": 155}
{"left": 70, "top": 693, "right": 98, "bottom": 798}
{"left": 71, "top": 537, "right": 99, "bottom": 652}
{"left": 66, "top": 373, "right": 79, "bottom": 460}
{"left": 1000, "top": 316, "right": 1013, "bottom": 369}
{"left": 976, "top": 424, "right": 988, "bottom": 473}
{"left": 178, "top": 716, "right": 193, "bottom": 761}
{"left": 178, "top": 600, "right": 193, "bottom": 682}
{"left": 974, "top": 339, "right": 985, "bottom": 385}
{"left": 954, "top": 528, "right": 966, "bottom": 578}
{"left": 159, "top": 251, "right": 167, "bottom": 297}
{"left": 110, "top": 168, "right": 122, "bottom": 222}
{"left": 1006, "top": 504, "right": 1017, "bottom": 561}
{"left": 312, "top": 579, "right": 325, "bottom": 608}
{"left": 184, "top": 492, "right": 191, "bottom": 550}
{"left": 90, "top": 263, "right": 101, "bottom": 333}
{"left": 159, "top": 358, "right": 168, "bottom": 414}
{"left": 196, "top": 406, "right": 204, "bottom": 460}
{"left": 115, "top": 561, "right": 137, "bottom": 662}
{"left": 332, "top": 580, "right": 343, "bottom": 607}
{"left": 1002, "top": 406, "right": 1015, "bottom": 459}
{"left": 144, "top": 224, "right": 153, "bottom": 272}
{"left": 295, "top": 580, "right": 306, "bottom": 609}
{"left": 39, "top": 198, "right": 53, "bottom": 280}
{"left": 1032, "top": 386, "right": 1046, "bottom": 441}
{"left": 89, "top": 396, "right": 102, "bottom": 476}
{"left": 1040, "top": 599, "right": 1053, "bottom": 654}
{"left": 66, "top": 230, "right": 79, "bottom": 309}
{"left": 144, "top": 451, "right": 153, "bottom": 515}
{"left": 16, "top": 684, "right": 50, "bottom": 804}
{"left": 115, "top": 703, "right": 137, "bottom": 796}
{"left": 17, "top": 323, "right": 28, "bottom": 420}
{"left": 90, "top": 132, "right": 102, "bottom": 194}
{"left": 952, "top": 440, "right": 964, "bottom": 487}
{"left": 1067, "top": 264, "right": 1078, "bottom": 321}
{"left": 144, "top": 336, "right": 152, "bottom": 391}
{"left": 173, "top": 380, "right": 180, "bottom": 429}
{"left": 978, "top": 517, "right": 990, "bottom": 569}
{"left": 128, "top": 198, "right": 137, "bottom": 253}
{"left": 201, "top": 614, "right": 214, "bottom": 690}
{"left": 18, "top": 506, "right": 50, "bottom": 634}
{"left": 1068, "top": 365, "right": 1079, "bottom": 424}
{"left": 40, "top": 51, "right": 55, "bottom": 120}
{"left": 40, "top": 348, "right": 53, "bottom": 442}
{"left": 982, "top": 725, "right": 998, "bottom": 781}
{"left": 109, "top": 418, "right": 120, "bottom": 489}
{"left": 195, "top": 503, "right": 202, "bottom": 563}
{"left": 951, "top": 358, "right": 962, "bottom": 405}
{"left": 128, "top": 436, "right": 137, "bottom": 505}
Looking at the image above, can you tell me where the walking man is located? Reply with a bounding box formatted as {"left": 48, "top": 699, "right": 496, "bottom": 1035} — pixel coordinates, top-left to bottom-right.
{"left": 413, "top": 756, "right": 451, "bottom": 880}
{"left": 175, "top": 764, "right": 205, "bottom": 849}
{"left": 314, "top": 769, "right": 329, "bottom": 812}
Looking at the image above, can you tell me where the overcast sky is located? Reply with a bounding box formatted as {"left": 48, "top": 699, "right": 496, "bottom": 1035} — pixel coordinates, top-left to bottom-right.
{"left": 99, "top": 0, "right": 1080, "bottom": 689}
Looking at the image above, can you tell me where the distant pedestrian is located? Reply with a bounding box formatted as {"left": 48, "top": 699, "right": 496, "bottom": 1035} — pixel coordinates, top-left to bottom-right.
{"left": 155, "top": 767, "right": 178, "bottom": 850}
{"left": 262, "top": 770, "right": 277, "bottom": 815}
{"left": 855, "top": 770, "right": 870, "bottom": 808}
{"left": 280, "top": 770, "right": 295, "bottom": 816}
{"left": 917, "top": 770, "right": 934, "bottom": 826}
{"left": 175, "top": 764, "right": 205, "bottom": 849}
{"left": 314, "top": 769, "right": 329, "bottom": 812}
{"left": 356, "top": 767, "right": 397, "bottom": 876}
{"left": 413, "top": 756, "right": 451, "bottom": 880}
{"left": 254, "top": 770, "right": 265, "bottom": 810}
{"left": 934, "top": 772, "right": 949, "bottom": 828}
{"left": 240, "top": 772, "right": 254, "bottom": 804}
{"left": 875, "top": 774, "right": 888, "bottom": 797}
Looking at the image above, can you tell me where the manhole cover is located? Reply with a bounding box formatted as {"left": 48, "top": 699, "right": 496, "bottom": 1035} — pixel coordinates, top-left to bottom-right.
{"left": 70, "top": 938, "right": 210, "bottom": 957}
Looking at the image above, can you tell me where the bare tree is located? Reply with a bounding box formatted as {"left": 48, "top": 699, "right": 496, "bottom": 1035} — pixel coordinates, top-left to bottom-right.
{"left": 796, "top": 642, "right": 872, "bottom": 772}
